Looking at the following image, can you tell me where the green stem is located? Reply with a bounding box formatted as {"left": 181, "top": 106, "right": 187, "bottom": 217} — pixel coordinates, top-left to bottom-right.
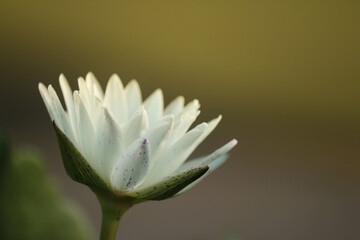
{"left": 93, "top": 190, "right": 134, "bottom": 240}
{"left": 99, "top": 204, "right": 127, "bottom": 240}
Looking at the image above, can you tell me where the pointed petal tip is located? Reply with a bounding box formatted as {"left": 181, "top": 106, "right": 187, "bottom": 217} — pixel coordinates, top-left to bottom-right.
{"left": 221, "top": 139, "right": 238, "bottom": 154}
{"left": 77, "top": 77, "right": 85, "bottom": 87}
{"left": 38, "top": 82, "right": 46, "bottom": 91}
{"left": 128, "top": 79, "right": 140, "bottom": 86}
{"left": 73, "top": 89, "right": 80, "bottom": 98}
{"left": 173, "top": 95, "right": 185, "bottom": 104}
{"left": 193, "top": 99, "right": 200, "bottom": 106}
{"left": 108, "top": 73, "right": 124, "bottom": 88}
{"left": 153, "top": 88, "right": 163, "bottom": 97}
{"left": 192, "top": 122, "right": 208, "bottom": 133}
{"left": 199, "top": 122, "right": 208, "bottom": 128}
{"left": 210, "top": 114, "right": 222, "bottom": 124}
{"left": 110, "top": 73, "right": 121, "bottom": 81}
{"left": 59, "top": 75, "right": 72, "bottom": 93}
{"left": 59, "top": 74, "right": 67, "bottom": 83}
{"left": 212, "top": 139, "right": 238, "bottom": 158}
{"left": 86, "top": 71, "right": 95, "bottom": 77}
{"left": 178, "top": 95, "right": 185, "bottom": 101}
{"left": 110, "top": 73, "right": 119, "bottom": 78}
{"left": 126, "top": 79, "right": 142, "bottom": 94}
{"left": 230, "top": 139, "right": 238, "bottom": 147}
{"left": 47, "top": 84, "right": 55, "bottom": 92}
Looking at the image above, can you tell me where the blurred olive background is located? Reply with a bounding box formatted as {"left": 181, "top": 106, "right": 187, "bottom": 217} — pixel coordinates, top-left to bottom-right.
{"left": 1, "top": 1, "right": 359, "bottom": 240}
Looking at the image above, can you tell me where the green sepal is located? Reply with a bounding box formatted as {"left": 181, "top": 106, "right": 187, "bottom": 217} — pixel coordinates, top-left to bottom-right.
{"left": 53, "top": 122, "right": 110, "bottom": 192}
{"left": 128, "top": 167, "right": 209, "bottom": 200}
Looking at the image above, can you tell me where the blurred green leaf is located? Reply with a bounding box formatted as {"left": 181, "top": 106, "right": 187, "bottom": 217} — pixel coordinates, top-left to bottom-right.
{"left": 0, "top": 145, "right": 95, "bottom": 240}
{"left": 0, "top": 128, "right": 10, "bottom": 175}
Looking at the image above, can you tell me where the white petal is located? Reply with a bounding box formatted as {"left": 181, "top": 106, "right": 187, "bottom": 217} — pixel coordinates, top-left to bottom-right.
{"left": 169, "top": 99, "right": 201, "bottom": 143}
{"left": 111, "top": 138, "right": 150, "bottom": 190}
{"left": 92, "top": 96, "right": 103, "bottom": 128}
{"left": 125, "top": 79, "right": 142, "bottom": 118}
{"left": 103, "top": 74, "right": 127, "bottom": 124}
{"left": 176, "top": 139, "right": 237, "bottom": 195}
{"left": 94, "top": 107, "right": 124, "bottom": 181}
{"left": 177, "top": 155, "right": 229, "bottom": 195}
{"left": 73, "top": 92, "right": 95, "bottom": 162}
{"left": 180, "top": 139, "right": 238, "bottom": 171}
{"left": 197, "top": 115, "right": 222, "bottom": 145}
{"left": 38, "top": 83, "right": 56, "bottom": 122}
{"left": 86, "top": 72, "right": 104, "bottom": 100}
{"left": 144, "top": 89, "right": 164, "bottom": 126}
{"left": 59, "top": 74, "right": 77, "bottom": 141}
{"left": 158, "top": 115, "right": 222, "bottom": 174}
{"left": 77, "top": 77, "right": 92, "bottom": 112}
{"left": 143, "top": 115, "right": 174, "bottom": 161}
{"left": 123, "top": 107, "right": 149, "bottom": 148}
{"left": 164, "top": 96, "right": 184, "bottom": 116}
{"left": 47, "top": 85, "right": 75, "bottom": 143}
{"left": 85, "top": 76, "right": 95, "bottom": 105}
{"left": 181, "top": 99, "right": 200, "bottom": 117}
{"left": 146, "top": 122, "right": 207, "bottom": 184}
{"left": 170, "top": 109, "right": 200, "bottom": 145}
{"left": 164, "top": 122, "right": 208, "bottom": 170}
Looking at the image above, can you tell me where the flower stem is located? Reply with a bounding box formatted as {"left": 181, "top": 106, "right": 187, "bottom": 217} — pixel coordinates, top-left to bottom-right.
{"left": 93, "top": 190, "right": 134, "bottom": 240}
{"left": 100, "top": 203, "right": 127, "bottom": 240}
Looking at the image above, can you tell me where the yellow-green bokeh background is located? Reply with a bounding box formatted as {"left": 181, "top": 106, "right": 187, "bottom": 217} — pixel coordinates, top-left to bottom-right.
{"left": 1, "top": 1, "right": 359, "bottom": 239}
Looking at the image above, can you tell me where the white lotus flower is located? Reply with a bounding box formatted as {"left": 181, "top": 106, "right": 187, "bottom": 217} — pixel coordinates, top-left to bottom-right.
{"left": 38, "top": 73, "right": 237, "bottom": 200}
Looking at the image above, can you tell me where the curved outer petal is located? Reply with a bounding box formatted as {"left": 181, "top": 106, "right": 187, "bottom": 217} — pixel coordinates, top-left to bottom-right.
{"left": 94, "top": 108, "right": 124, "bottom": 182}
{"left": 168, "top": 99, "right": 201, "bottom": 145}
{"left": 73, "top": 92, "right": 95, "bottom": 166}
{"left": 145, "top": 122, "right": 208, "bottom": 185}
{"left": 144, "top": 89, "right": 163, "bottom": 126}
{"left": 143, "top": 115, "right": 174, "bottom": 163}
{"left": 175, "top": 139, "right": 238, "bottom": 195}
{"left": 39, "top": 83, "right": 56, "bottom": 122}
{"left": 86, "top": 72, "right": 104, "bottom": 100}
{"left": 122, "top": 107, "right": 149, "bottom": 148}
{"left": 47, "top": 85, "right": 76, "bottom": 143}
{"left": 103, "top": 74, "right": 127, "bottom": 124}
{"left": 179, "top": 139, "right": 238, "bottom": 171}
{"left": 125, "top": 80, "right": 142, "bottom": 118}
{"left": 111, "top": 138, "right": 151, "bottom": 191}
{"left": 85, "top": 72, "right": 104, "bottom": 101}
{"left": 164, "top": 96, "right": 184, "bottom": 116}
{"left": 77, "top": 77, "right": 91, "bottom": 112}
{"left": 59, "top": 74, "right": 78, "bottom": 141}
